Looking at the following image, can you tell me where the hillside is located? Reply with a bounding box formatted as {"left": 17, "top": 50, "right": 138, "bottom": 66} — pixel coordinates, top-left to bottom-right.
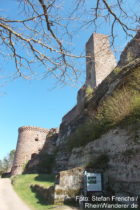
{"left": 53, "top": 33, "right": 140, "bottom": 202}
{"left": 11, "top": 32, "right": 140, "bottom": 207}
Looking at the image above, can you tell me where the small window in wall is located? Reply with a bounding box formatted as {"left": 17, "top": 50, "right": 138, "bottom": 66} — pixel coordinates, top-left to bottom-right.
{"left": 35, "top": 138, "right": 39, "bottom": 141}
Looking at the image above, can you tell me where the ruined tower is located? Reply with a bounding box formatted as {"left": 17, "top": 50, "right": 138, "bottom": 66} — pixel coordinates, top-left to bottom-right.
{"left": 86, "top": 33, "right": 116, "bottom": 88}
{"left": 11, "top": 126, "right": 49, "bottom": 175}
{"left": 77, "top": 33, "right": 117, "bottom": 105}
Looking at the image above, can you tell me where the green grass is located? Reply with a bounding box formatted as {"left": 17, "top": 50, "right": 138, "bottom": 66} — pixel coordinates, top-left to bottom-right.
{"left": 11, "top": 174, "right": 55, "bottom": 210}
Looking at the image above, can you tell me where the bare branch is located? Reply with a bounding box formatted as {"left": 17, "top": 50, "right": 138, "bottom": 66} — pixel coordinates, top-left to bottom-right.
{"left": 102, "top": 0, "right": 135, "bottom": 36}
{"left": 0, "top": 0, "right": 139, "bottom": 85}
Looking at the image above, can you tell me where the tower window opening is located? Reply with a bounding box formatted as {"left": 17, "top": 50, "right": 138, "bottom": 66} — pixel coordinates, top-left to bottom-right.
{"left": 35, "top": 138, "right": 39, "bottom": 141}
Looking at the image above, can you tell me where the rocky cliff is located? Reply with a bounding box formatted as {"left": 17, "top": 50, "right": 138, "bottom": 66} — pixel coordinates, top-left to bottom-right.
{"left": 54, "top": 32, "right": 140, "bottom": 198}
{"left": 11, "top": 32, "right": 140, "bottom": 203}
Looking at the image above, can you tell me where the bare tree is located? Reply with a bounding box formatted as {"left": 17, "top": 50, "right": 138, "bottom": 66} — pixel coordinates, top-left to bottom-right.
{"left": 0, "top": 0, "right": 139, "bottom": 84}
{"left": 74, "top": 0, "right": 140, "bottom": 44}
{"left": 0, "top": 0, "right": 82, "bottom": 84}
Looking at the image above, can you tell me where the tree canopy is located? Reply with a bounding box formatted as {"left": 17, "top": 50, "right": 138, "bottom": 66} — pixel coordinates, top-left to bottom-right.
{"left": 0, "top": 0, "right": 139, "bottom": 84}
{"left": 0, "top": 149, "right": 15, "bottom": 174}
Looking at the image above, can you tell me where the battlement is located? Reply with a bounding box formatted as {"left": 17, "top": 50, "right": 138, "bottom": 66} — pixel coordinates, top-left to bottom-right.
{"left": 18, "top": 126, "right": 49, "bottom": 134}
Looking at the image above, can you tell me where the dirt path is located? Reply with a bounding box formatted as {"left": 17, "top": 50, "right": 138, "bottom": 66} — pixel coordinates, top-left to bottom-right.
{"left": 0, "top": 178, "right": 79, "bottom": 210}
{"left": 0, "top": 178, "right": 30, "bottom": 210}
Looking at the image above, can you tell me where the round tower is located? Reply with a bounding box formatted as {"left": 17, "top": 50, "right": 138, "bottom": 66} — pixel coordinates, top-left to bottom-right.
{"left": 11, "top": 126, "right": 49, "bottom": 175}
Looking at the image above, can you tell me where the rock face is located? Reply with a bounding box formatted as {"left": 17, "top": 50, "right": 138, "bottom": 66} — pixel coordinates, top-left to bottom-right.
{"left": 54, "top": 32, "right": 140, "bottom": 200}
{"left": 118, "top": 31, "right": 140, "bottom": 66}
{"left": 54, "top": 167, "right": 84, "bottom": 204}
{"left": 61, "top": 33, "right": 117, "bottom": 127}
{"left": 56, "top": 57, "right": 140, "bottom": 152}
{"left": 67, "top": 126, "right": 140, "bottom": 195}
{"left": 56, "top": 31, "right": 140, "bottom": 148}
{"left": 11, "top": 32, "right": 140, "bottom": 203}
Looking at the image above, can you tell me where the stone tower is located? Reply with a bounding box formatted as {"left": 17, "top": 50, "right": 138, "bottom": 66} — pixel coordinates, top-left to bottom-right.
{"left": 11, "top": 126, "right": 49, "bottom": 175}
{"left": 86, "top": 33, "right": 116, "bottom": 88}
{"left": 77, "top": 33, "right": 117, "bottom": 105}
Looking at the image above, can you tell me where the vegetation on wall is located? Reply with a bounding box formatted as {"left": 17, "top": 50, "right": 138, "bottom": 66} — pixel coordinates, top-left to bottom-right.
{"left": 85, "top": 86, "right": 94, "bottom": 100}
{"left": 67, "top": 66, "right": 140, "bottom": 151}
{"left": 86, "top": 154, "right": 109, "bottom": 170}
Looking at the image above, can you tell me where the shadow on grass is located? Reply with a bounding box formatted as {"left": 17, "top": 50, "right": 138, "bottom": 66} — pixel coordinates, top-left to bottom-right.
{"left": 30, "top": 184, "right": 54, "bottom": 206}
{"left": 31, "top": 186, "right": 48, "bottom": 205}
{"left": 34, "top": 174, "right": 55, "bottom": 183}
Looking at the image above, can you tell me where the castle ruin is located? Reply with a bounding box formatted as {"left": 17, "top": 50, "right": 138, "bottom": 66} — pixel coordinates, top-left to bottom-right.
{"left": 77, "top": 33, "right": 116, "bottom": 105}
{"left": 10, "top": 32, "right": 140, "bottom": 204}
{"left": 11, "top": 33, "right": 117, "bottom": 175}
{"left": 11, "top": 126, "right": 49, "bottom": 175}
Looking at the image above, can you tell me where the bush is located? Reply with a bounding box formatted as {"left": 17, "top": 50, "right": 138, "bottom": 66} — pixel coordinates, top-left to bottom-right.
{"left": 85, "top": 86, "right": 94, "bottom": 100}
{"left": 67, "top": 120, "right": 112, "bottom": 151}
{"left": 97, "top": 88, "right": 139, "bottom": 124}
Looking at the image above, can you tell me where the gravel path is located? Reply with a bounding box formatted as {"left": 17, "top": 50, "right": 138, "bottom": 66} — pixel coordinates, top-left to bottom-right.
{"left": 0, "top": 178, "right": 30, "bottom": 210}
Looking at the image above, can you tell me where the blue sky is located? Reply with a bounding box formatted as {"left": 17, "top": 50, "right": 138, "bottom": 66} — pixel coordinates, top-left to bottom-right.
{"left": 0, "top": 77, "right": 82, "bottom": 159}
{"left": 0, "top": 0, "right": 137, "bottom": 159}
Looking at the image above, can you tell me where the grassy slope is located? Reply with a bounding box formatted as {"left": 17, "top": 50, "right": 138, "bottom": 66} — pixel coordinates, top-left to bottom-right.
{"left": 67, "top": 66, "right": 140, "bottom": 150}
{"left": 11, "top": 174, "right": 137, "bottom": 210}
{"left": 11, "top": 174, "right": 55, "bottom": 210}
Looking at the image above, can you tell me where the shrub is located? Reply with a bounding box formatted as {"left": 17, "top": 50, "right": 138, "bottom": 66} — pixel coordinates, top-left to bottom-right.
{"left": 97, "top": 87, "right": 138, "bottom": 124}
{"left": 114, "top": 66, "right": 122, "bottom": 74}
{"left": 67, "top": 120, "right": 112, "bottom": 151}
{"left": 86, "top": 154, "right": 109, "bottom": 170}
{"left": 85, "top": 86, "right": 94, "bottom": 100}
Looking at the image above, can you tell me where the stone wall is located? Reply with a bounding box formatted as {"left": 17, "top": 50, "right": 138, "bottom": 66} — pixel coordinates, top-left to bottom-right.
{"left": 11, "top": 126, "right": 49, "bottom": 175}
{"left": 56, "top": 56, "right": 140, "bottom": 150}
{"left": 118, "top": 31, "right": 140, "bottom": 66}
{"left": 11, "top": 32, "right": 140, "bottom": 202}
{"left": 54, "top": 32, "right": 140, "bottom": 199}
{"left": 24, "top": 128, "right": 58, "bottom": 173}
{"left": 54, "top": 167, "right": 84, "bottom": 204}
{"left": 67, "top": 126, "right": 140, "bottom": 195}
{"left": 54, "top": 125, "right": 140, "bottom": 203}
{"left": 61, "top": 33, "right": 117, "bottom": 128}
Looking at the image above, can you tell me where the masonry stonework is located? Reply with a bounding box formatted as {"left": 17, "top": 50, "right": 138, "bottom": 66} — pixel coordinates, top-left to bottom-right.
{"left": 11, "top": 126, "right": 49, "bottom": 175}
{"left": 77, "top": 33, "right": 117, "bottom": 106}
{"left": 60, "top": 33, "right": 118, "bottom": 140}
{"left": 10, "top": 32, "right": 140, "bottom": 204}
{"left": 86, "top": 33, "right": 116, "bottom": 88}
